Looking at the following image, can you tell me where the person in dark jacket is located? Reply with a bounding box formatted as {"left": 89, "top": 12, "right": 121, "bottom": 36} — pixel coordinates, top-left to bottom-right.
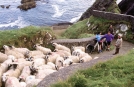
{"left": 101, "top": 31, "right": 114, "bottom": 51}
{"left": 108, "top": 25, "right": 114, "bottom": 35}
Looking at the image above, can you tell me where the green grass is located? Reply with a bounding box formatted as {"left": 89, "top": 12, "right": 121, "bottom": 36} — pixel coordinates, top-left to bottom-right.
{"left": 0, "top": 26, "right": 56, "bottom": 51}
{"left": 51, "top": 49, "right": 134, "bottom": 87}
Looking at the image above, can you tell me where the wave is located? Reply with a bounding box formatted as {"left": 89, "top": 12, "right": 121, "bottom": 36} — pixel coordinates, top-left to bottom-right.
{"left": 52, "top": 5, "right": 66, "bottom": 18}
{"left": 70, "top": 13, "right": 82, "bottom": 23}
{"left": 0, "top": 16, "right": 29, "bottom": 29}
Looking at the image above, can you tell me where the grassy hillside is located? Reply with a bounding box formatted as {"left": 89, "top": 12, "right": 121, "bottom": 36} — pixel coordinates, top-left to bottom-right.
{"left": 0, "top": 26, "right": 56, "bottom": 52}
{"left": 51, "top": 49, "right": 134, "bottom": 87}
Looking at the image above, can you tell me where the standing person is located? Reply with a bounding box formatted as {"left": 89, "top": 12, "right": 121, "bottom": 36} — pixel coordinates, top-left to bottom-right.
{"left": 95, "top": 32, "right": 102, "bottom": 53}
{"left": 113, "top": 34, "right": 123, "bottom": 55}
{"left": 101, "top": 31, "right": 114, "bottom": 51}
{"left": 108, "top": 25, "right": 114, "bottom": 35}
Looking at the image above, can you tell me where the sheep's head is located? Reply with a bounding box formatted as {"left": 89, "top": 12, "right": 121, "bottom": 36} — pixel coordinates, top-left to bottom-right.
{"left": 79, "top": 59, "right": 84, "bottom": 63}
{"left": 7, "top": 55, "right": 16, "bottom": 62}
{"left": 52, "top": 43, "right": 58, "bottom": 47}
{"left": 33, "top": 44, "right": 41, "bottom": 48}
{"left": 2, "top": 74, "right": 9, "bottom": 82}
{"left": 3, "top": 45, "right": 11, "bottom": 51}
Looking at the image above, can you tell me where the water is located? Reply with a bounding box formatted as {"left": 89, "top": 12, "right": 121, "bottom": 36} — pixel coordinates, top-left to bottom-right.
{"left": 0, "top": 0, "right": 121, "bottom": 30}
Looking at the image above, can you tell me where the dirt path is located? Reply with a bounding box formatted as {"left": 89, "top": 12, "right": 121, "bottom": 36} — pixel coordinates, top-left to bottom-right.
{"left": 37, "top": 40, "right": 134, "bottom": 87}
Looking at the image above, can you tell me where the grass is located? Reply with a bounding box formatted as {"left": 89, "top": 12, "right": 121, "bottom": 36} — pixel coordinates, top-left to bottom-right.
{"left": 0, "top": 26, "right": 56, "bottom": 51}
{"left": 51, "top": 49, "right": 134, "bottom": 87}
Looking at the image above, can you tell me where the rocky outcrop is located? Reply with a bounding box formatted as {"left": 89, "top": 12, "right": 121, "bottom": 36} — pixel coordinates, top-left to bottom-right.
{"left": 79, "top": 0, "right": 119, "bottom": 21}
{"left": 118, "top": 0, "right": 134, "bottom": 16}
{"left": 79, "top": 0, "right": 114, "bottom": 20}
{"left": 17, "top": 0, "right": 36, "bottom": 11}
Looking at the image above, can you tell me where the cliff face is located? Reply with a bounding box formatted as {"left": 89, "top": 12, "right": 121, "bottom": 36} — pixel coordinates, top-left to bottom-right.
{"left": 118, "top": 0, "right": 134, "bottom": 16}
{"left": 79, "top": 0, "right": 119, "bottom": 21}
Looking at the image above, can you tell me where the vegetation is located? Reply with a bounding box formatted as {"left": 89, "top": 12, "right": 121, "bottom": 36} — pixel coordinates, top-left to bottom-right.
{"left": 51, "top": 49, "right": 134, "bottom": 87}
{"left": 0, "top": 26, "right": 56, "bottom": 52}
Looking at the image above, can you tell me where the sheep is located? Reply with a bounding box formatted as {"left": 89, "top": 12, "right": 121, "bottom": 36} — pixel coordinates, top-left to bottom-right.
{"left": 2, "top": 67, "right": 21, "bottom": 82}
{"left": 0, "top": 52, "right": 8, "bottom": 63}
{"left": 32, "top": 58, "right": 46, "bottom": 68}
{"left": 5, "top": 77, "right": 21, "bottom": 87}
{"left": 52, "top": 43, "right": 71, "bottom": 53}
{"left": 55, "top": 56, "right": 64, "bottom": 68}
{"left": 45, "top": 52, "right": 60, "bottom": 64}
{"left": 20, "top": 82, "right": 27, "bottom": 87}
{"left": 53, "top": 49, "right": 71, "bottom": 57}
{"left": 3, "top": 45, "right": 25, "bottom": 59}
{"left": 35, "top": 69, "right": 56, "bottom": 79}
{"left": 9, "top": 45, "right": 30, "bottom": 55}
{"left": 0, "top": 55, "right": 15, "bottom": 73}
{"left": 79, "top": 53, "right": 92, "bottom": 63}
{"left": 34, "top": 44, "right": 52, "bottom": 55}
{"left": 47, "top": 62, "right": 58, "bottom": 70}
{"left": 63, "top": 58, "right": 73, "bottom": 67}
{"left": 19, "top": 66, "right": 31, "bottom": 82}
{"left": 66, "top": 55, "right": 80, "bottom": 63}
{"left": 25, "top": 50, "right": 44, "bottom": 58}
{"left": 72, "top": 46, "right": 85, "bottom": 52}
{"left": 26, "top": 79, "right": 42, "bottom": 87}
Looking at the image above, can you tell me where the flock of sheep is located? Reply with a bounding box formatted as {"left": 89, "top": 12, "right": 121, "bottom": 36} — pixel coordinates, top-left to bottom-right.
{"left": 0, "top": 42, "right": 93, "bottom": 87}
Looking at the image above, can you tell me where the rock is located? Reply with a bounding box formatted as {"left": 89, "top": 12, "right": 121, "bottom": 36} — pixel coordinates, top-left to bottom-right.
{"left": 118, "top": 0, "right": 134, "bottom": 15}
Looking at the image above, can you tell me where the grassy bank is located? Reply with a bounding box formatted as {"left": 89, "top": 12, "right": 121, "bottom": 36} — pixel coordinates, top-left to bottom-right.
{"left": 0, "top": 26, "right": 56, "bottom": 52}
{"left": 51, "top": 49, "right": 134, "bottom": 87}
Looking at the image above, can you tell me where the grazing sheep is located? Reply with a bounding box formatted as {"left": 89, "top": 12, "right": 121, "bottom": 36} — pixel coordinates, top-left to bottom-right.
{"left": 52, "top": 43, "right": 71, "bottom": 53}
{"left": 0, "top": 52, "right": 8, "bottom": 63}
{"left": 25, "top": 50, "right": 44, "bottom": 58}
{"left": 3, "top": 45, "right": 25, "bottom": 59}
{"left": 79, "top": 53, "right": 92, "bottom": 63}
{"left": 10, "top": 45, "right": 30, "bottom": 55}
{"left": 5, "top": 77, "right": 21, "bottom": 87}
{"left": 72, "top": 46, "right": 85, "bottom": 52}
{"left": 34, "top": 44, "right": 52, "bottom": 55}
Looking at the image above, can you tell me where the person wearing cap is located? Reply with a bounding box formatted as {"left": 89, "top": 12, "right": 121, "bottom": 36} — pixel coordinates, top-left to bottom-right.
{"left": 113, "top": 33, "right": 123, "bottom": 55}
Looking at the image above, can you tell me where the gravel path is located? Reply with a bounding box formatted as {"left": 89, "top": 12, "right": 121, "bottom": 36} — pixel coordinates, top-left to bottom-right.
{"left": 37, "top": 40, "right": 134, "bottom": 87}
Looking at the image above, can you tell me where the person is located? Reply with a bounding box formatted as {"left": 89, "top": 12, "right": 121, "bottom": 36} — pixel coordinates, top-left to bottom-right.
{"left": 101, "top": 31, "right": 114, "bottom": 51}
{"left": 113, "top": 33, "right": 123, "bottom": 55}
{"left": 108, "top": 25, "right": 114, "bottom": 35}
{"left": 95, "top": 32, "right": 102, "bottom": 53}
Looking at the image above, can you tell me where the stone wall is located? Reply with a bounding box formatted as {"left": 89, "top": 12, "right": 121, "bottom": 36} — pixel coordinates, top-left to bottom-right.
{"left": 51, "top": 36, "right": 96, "bottom": 49}
{"left": 91, "top": 10, "right": 134, "bottom": 26}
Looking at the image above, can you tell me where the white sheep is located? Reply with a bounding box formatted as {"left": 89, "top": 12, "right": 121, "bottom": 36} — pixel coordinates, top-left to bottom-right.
{"left": 55, "top": 56, "right": 64, "bottom": 68}
{"left": 34, "top": 44, "right": 52, "bottom": 55}
{"left": 52, "top": 43, "right": 71, "bottom": 53}
{"left": 63, "top": 58, "right": 73, "bottom": 67}
{"left": 10, "top": 45, "right": 30, "bottom": 55}
{"left": 19, "top": 66, "right": 31, "bottom": 82}
{"left": 35, "top": 69, "right": 56, "bottom": 79}
{"left": 54, "top": 49, "right": 71, "bottom": 57}
{"left": 32, "top": 58, "right": 46, "bottom": 68}
{"left": 47, "top": 62, "right": 58, "bottom": 70}
{"left": 45, "top": 52, "right": 60, "bottom": 64}
{"left": 79, "top": 53, "right": 92, "bottom": 63}
{"left": 72, "top": 46, "right": 85, "bottom": 52}
{"left": 2, "top": 67, "right": 21, "bottom": 82}
{"left": 0, "top": 52, "right": 8, "bottom": 63}
{"left": 5, "top": 77, "right": 21, "bottom": 87}
{"left": 66, "top": 55, "right": 80, "bottom": 63}
{"left": 25, "top": 50, "right": 44, "bottom": 58}
{"left": 3, "top": 45, "right": 25, "bottom": 59}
